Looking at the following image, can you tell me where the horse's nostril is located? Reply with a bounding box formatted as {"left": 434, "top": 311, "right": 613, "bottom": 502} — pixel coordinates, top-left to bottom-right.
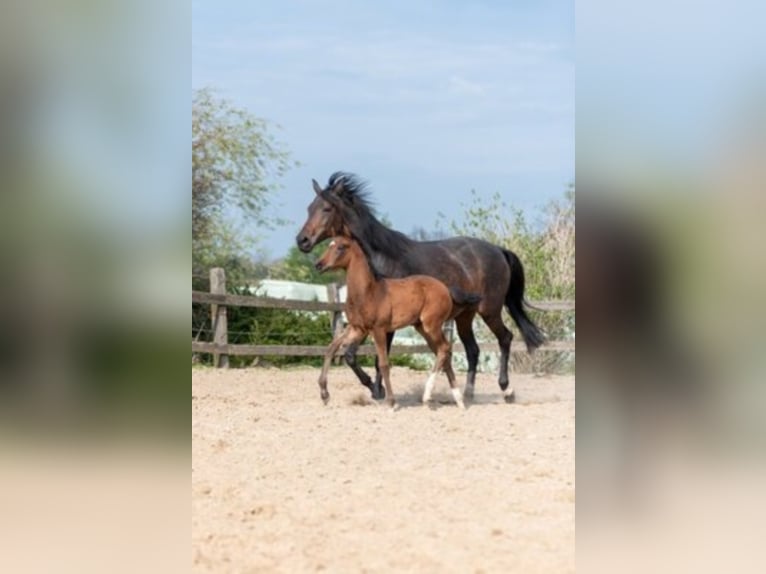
{"left": 296, "top": 235, "right": 312, "bottom": 252}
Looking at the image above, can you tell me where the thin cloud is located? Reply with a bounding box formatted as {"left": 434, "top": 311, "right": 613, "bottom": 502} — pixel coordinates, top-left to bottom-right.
{"left": 448, "top": 75, "right": 487, "bottom": 96}
{"left": 193, "top": 0, "right": 574, "bottom": 256}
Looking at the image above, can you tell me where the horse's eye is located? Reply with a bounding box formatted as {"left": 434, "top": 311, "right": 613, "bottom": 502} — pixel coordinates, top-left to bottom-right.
{"left": 322, "top": 207, "right": 333, "bottom": 213}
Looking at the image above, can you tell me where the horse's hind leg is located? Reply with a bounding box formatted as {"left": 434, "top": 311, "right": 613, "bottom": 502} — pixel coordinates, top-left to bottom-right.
{"left": 422, "top": 367, "right": 436, "bottom": 403}
{"left": 419, "top": 321, "right": 465, "bottom": 409}
{"left": 480, "top": 311, "right": 515, "bottom": 402}
{"left": 455, "top": 311, "right": 479, "bottom": 399}
{"left": 442, "top": 353, "right": 464, "bottom": 409}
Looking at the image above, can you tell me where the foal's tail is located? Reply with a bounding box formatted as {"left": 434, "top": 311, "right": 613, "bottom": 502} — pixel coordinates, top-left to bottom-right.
{"left": 502, "top": 249, "right": 546, "bottom": 352}
{"left": 448, "top": 287, "right": 482, "bottom": 307}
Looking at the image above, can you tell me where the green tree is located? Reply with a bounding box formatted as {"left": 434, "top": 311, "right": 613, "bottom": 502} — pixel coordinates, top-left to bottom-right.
{"left": 192, "top": 88, "right": 296, "bottom": 353}
{"left": 439, "top": 186, "right": 574, "bottom": 300}
{"left": 192, "top": 87, "right": 295, "bottom": 278}
{"left": 438, "top": 185, "right": 575, "bottom": 373}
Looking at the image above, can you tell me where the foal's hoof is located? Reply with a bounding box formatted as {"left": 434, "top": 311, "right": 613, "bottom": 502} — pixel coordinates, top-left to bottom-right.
{"left": 320, "top": 389, "right": 330, "bottom": 404}
{"left": 452, "top": 389, "right": 466, "bottom": 410}
{"left": 503, "top": 388, "right": 516, "bottom": 403}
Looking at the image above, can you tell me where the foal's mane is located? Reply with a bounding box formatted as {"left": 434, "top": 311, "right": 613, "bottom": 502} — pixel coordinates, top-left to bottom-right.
{"left": 321, "top": 172, "right": 413, "bottom": 277}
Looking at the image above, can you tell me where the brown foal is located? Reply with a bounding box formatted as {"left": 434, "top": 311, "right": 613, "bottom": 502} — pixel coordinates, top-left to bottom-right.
{"left": 315, "top": 237, "right": 481, "bottom": 410}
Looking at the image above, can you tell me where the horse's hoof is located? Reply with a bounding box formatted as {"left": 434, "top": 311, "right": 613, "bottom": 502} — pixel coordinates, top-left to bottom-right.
{"left": 370, "top": 386, "right": 386, "bottom": 400}
{"left": 503, "top": 389, "right": 515, "bottom": 403}
{"left": 389, "top": 402, "right": 400, "bottom": 412}
{"left": 320, "top": 389, "right": 330, "bottom": 404}
{"left": 463, "top": 386, "right": 475, "bottom": 400}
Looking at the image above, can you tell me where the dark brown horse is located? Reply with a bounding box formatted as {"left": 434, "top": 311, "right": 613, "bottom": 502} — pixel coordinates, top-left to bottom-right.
{"left": 297, "top": 172, "right": 545, "bottom": 402}
{"left": 315, "top": 237, "right": 481, "bottom": 410}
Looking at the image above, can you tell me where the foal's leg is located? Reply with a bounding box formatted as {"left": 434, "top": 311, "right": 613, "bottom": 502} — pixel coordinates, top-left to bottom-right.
{"left": 480, "top": 311, "right": 515, "bottom": 402}
{"left": 318, "top": 330, "right": 347, "bottom": 404}
{"left": 413, "top": 324, "right": 440, "bottom": 404}
{"left": 439, "top": 347, "right": 464, "bottom": 410}
{"left": 423, "top": 322, "right": 465, "bottom": 410}
{"left": 319, "top": 327, "right": 365, "bottom": 404}
{"left": 455, "top": 311, "right": 479, "bottom": 399}
{"left": 370, "top": 331, "right": 395, "bottom": 400}
{"left": 371, "top": 329, "right": 396, "bottom": 410}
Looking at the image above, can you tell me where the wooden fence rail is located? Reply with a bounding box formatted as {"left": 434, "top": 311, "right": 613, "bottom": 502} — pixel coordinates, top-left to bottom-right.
{"left": 193, "top": 268, "right": 575, "bottom": 367}
{"left": 192, "top": 291, "right": 574, "bottom": 313}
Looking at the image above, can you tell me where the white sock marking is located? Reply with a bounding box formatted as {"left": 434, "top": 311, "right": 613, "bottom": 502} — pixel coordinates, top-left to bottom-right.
{"left": 452, "top": 387, "right": 465, "bottom": 409}
{"left": 422, "top": 373, "right": 437, "bottom": 402}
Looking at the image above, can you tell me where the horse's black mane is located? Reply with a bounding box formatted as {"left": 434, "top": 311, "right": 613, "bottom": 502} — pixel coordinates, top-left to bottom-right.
{"left": 323, "top": 173, "right": 413, "bottom": 278}
{"left": 326, "top": 172, "right": 373, "bottom": 210}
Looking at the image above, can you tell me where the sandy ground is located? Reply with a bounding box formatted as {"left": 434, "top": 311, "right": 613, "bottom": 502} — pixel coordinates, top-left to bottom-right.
{"left": 192, "top": 366, "right": 575, "bottom": 573}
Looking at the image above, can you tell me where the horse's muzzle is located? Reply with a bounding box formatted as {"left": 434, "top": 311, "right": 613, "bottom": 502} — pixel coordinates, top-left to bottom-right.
{"left": 296, "top": 234, "right": 313, "bottom": 252}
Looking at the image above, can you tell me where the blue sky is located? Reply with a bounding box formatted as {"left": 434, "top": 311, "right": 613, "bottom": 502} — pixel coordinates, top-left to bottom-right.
{"left": 193, "top": 0, "right": 574, "bottom": 258}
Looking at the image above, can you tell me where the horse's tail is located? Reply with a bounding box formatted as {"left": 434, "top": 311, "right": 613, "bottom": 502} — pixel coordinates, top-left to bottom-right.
{"left": 448, "top": 287, "right": 482, "bottom": 307}
{"left": 502, "top": 249, "right": 546, "bottom": 352}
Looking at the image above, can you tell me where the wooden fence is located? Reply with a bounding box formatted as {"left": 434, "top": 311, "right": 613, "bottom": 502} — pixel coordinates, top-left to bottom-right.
{"left": 192, "top": 268, "right": 575, "bottom": 367}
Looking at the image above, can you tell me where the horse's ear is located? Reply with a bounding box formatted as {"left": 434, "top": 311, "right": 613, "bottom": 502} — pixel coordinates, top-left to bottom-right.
{"left": 330, "top": 178, "right": 345, "bottom": 196}
{"left": 312, "top": 179, "right": 323, "bottom": 196}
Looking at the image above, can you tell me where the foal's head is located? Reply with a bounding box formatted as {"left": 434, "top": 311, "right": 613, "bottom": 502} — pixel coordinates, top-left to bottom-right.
{"left": 314, "top": 237, "right": 356, "bottom": 273}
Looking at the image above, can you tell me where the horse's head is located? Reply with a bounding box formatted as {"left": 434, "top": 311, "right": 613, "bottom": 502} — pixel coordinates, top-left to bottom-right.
{"left": 295, "top": 177, "right": 349, "bottom": 253}
{"left": 315, "top": 236, "right": 355, "bottom": 272}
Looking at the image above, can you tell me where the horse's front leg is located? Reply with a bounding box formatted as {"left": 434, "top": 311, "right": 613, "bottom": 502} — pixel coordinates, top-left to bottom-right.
{"left": 372, "top": 329, "right": 397, "bottom": 410}
{"left": 344, "top": 341, "right": 375, "bottom": 395}
{"left": 371, "top": 331, "right": 395, "bottom": 400}
{"left": 319, "top": 327, "right": 366, "bottom": 404}
{"left": 318, "top": 329, "right": 347, "bottom": 404}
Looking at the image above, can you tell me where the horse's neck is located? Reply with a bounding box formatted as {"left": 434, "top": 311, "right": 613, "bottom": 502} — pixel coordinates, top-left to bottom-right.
{"left": 354, "top": 218, "right": 414, "bottom": 277}
{"left": 345, "top": 254, "right": 382, "bottom": 304}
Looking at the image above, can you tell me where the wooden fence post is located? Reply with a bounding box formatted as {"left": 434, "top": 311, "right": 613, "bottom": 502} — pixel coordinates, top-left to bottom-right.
{"left": 445, "top": 319, "right": 455, "bottom": 344}
{"left": 210, "top": 267, "right": 229, "bottom": 368}
{"left": 326, "top": 283, "right": 344, "bottom": 365}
